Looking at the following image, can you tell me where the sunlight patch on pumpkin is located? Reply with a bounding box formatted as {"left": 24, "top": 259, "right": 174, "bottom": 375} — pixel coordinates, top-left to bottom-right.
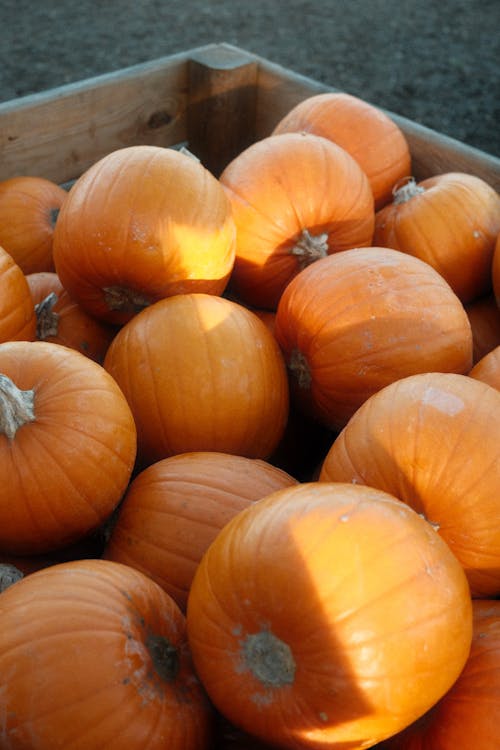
{"left": 421, "top": 386, "right": 465, "bottom": 416}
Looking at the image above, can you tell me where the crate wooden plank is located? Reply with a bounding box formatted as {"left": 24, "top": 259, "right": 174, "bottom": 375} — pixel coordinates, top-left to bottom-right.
{"left": 1, "top": 42, "right": 499, "bottom": 193}
{"left": 186, "top": 45, "right": 259, "bottom": 175}
{"left": 0, "top": 49, "right": 194, "bottom": 184}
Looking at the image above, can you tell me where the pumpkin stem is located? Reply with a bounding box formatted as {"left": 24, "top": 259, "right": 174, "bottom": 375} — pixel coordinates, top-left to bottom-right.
{"left": 35, "top": 291, "right": 60, "bottom": 339}
{"left": 50, "top": 207, "right": 60, "bottom": 228}
{"left": 290, "top": 228, "right": 329, "bottom": 269}
{"left": 0, "top": 563, "right": 24, "bottom": 593}
{"left": 418, "top": 513, "right": 441, "bottom": 532}
{"left": 179, "top": 145, "right": 201, "bottom": 163}
{"left": 392, "top": 176, "right": 425, "bottom": 204}
{"left": 103, "top": 286, "right": 152, "bottom": 314}
{"left": 242, "top": 629, "right": 296, "bottom": 687}
{"left": 288, "top": 348, "right": 312, "bottom": 389}
{"left": 0, "top": 374, "right": 36, "bottom": 440}
{"left": 145, "top": 633, "right": 180, "bottom": 683}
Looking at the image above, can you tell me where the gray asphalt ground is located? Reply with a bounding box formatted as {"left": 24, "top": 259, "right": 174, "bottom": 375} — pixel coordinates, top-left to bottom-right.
{"left": 1, "top": 0, "right": 499, "bottom": 156}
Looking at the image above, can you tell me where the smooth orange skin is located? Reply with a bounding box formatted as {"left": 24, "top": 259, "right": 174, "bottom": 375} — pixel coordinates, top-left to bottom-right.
{"left": 103, "top": 293, "right": 289, "bottom": 467}
{"left": 0, "top": 175, "right": 67, "bottom": 274}
{"left": 26, "top": 271, "right": 117, "bottom": 364}
{"left": 53, "top": 145, "right": 236, "bottom": 324}
{"left": 0, "top": 559, "right": 213, "bottom": 750}
{"left": 320, "top": 371, "right": 500, "bottom": 597}
{"left": 0, "top": 340, "right": 137, "bottom": 555}
{"left": 469, "top": 344, "right": 500, "bottom": 390}
{"left": 464, "top": 293, "right": 500, "bottom": 364}
{"left": 378, "top": 600, "right": 500, "bottom": 750}
{"left": 104, "top": 451, "right": 297, "bottom": 611}
{"left": 0, "top": 245, "right": 37, "bottom": 343}
{"left": 187, "top": 482, "right": 472, "bottom": 750}
{"left": 220, "top": 132, "right": 375, "bottom": 310}
{"left": 374, "top": 172, "right": 500, "bottom": 304}
{"left": 274, "top": 246, "right": 473, "bottom": 431}
{"left": 272, "top": 91, "right": 412, "bottom": 210}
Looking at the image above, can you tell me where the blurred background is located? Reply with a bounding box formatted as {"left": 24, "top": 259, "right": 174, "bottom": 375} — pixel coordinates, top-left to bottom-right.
{"left": 1, "top": 0, "right": 499, "bottom": 156}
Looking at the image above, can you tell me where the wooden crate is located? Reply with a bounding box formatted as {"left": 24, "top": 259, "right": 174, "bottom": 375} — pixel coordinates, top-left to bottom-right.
{"left": 1, "top": 42, "right": 499, "bottom": 190}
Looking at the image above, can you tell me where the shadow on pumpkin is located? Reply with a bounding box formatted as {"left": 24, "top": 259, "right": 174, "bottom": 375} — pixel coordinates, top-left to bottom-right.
{"left": 186, "top": 483, "right": 426, "bottom": 750}
{"left": 224, "top": 219, "right": 373, "bottom": 313}
{"left": 318, "top": 371, "right": 500, "bottom": 597}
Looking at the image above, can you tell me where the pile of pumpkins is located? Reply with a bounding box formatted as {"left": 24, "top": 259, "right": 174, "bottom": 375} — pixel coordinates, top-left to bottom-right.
{"left": 0, "top": 91, "right": 499, "bottom": 750}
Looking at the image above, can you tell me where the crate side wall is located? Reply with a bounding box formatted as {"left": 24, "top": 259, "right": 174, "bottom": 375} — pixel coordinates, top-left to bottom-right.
{"left": 0, "top": 54, "right": 193, "bottom": 184}
{"left": 254, "top": 57, "right": 500, "bottom": 191}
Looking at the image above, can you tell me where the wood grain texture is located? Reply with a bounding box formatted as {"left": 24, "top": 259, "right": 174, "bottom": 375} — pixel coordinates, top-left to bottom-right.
{"left": 1, "top": 42, "right": 499, "bottom": 191}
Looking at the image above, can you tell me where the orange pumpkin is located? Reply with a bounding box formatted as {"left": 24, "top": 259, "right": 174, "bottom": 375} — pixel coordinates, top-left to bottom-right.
{"left": 0, "top": 340, "right": 137, "bottom": 555}
{"left": 378, "top": 599, "right": 500, "bottom": 749}
{"left": 0, "top": 246, "right": 36, "bottom": 343}
{"left": 319, "top": 371, "right": 500, "bottom": 597}
{"left": 219, "top": 132, "right": 375, "bottom": 309}
{"left": 186, "top": 482, "right": 472, "bottom": 749}
{"left": 53, "top": 145, "right": 236, "bottom": 324}
{"left": 274, "top": 247, "right": 473, "bottom": 431}
{"left": 26, "top": 271, "right": 117, "bottom": 364}
{"left": 272, "top": 91, "right": 412, "bottom": 210}
{"left": 469, "top": 345, "right": 500, "bottom": 390}
{"left": 464, "top": 293, "right": 500, "bottom": 363}
{"left": 104, "top": 451, "right": 297, "bottom": 611}
{"left": 0, "top": 175, "right": 67, "bottom": 274}
{"left": 103, "top": 293, "right": 289, "bottom": 467}
{"left": 374, "top": 173, "right": 500, "bottom": 303}
{"left": 0, "top": 558, "right": 213, "bottom": 750}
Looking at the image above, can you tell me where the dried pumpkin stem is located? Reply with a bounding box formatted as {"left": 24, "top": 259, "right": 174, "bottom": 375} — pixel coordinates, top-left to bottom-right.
{"left": 0, "top": 374, "right": 36, "bottom": 440}
{"left": 35, "top": 291, "right": 60, "bottom": 339}
{"left": 50, "top": 207, "right": 60, "bottom": 228}
{"left": 392, "top": 176, "right": 425, "bottom": 204}
{"left": 146, "top": 633, "right": 180, "bottom": 682}
{"left": 103, "top": 286, "right": 152, "bottom": 314}
{"left": 0, "top": 564, "right": 24, "bottom": 593}
{"left": 179, "top": 145, "right": 201, "bottom": 163}
{"left": 289, "top": 348, "right": 312, "bottom": 389}
{"left": 242, "top": 630, "right": 296, "bottom": 687}
{"left": 290, "top": 228, "right": 329, "bottom": 269}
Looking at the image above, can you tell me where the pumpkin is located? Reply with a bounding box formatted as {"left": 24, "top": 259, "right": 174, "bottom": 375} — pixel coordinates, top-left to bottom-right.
{"left": 0, "top": 558, "right": 213, "bottom": 750}
{"left": 26, "top": 271, "right": 117, "bottom": 364}
{"left": 219, "top": 132, "right": 375, "bottom": 310}
{"left": 52, "top": 145, "right": 236, "bottom": 325}
{"left": 186, "top": 481, "right": 472, "bottom": 749}
{"left": 272, "top": 91, "right": 412, "bottom": 210}
{"left": 464, "top": 293, "right": 500, "bottom": 363}
{"left": 103, "top": 293, "right": 289, "bottom": 467}
{"left": 373, "top": 173, "right": 500, "bottom": 303}
{"left": 274, "top": 247, "right": 473, "bottom": 431}
{"left": 0, "top": 175, "right": 67, "bottom": 274}
{"left": 0, "top": 246, "right": 37, "bottom": 343}
{"left": 104, "top": 451, "right": 297, "bottom": 611}
{"left": 378, "top": 599, "right": 500, "bottom": 749}
{"left": 0, "top": 340, "right": 137, "bottom": 555}
{"left": 319, "top": 371, "right": 500, "bottom": 598}
{"left": 469, "top": 344, "right": 500, "bottom": 390}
